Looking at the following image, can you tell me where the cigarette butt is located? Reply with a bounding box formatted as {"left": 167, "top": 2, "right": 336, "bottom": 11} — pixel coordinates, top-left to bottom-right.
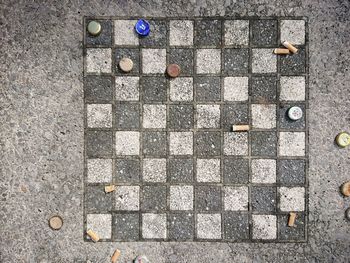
{"left": 105, "top": 184, "right": 116, "bottom": 193}
{"left": 232, "top": 125, "right": 250, "bottom": 132}
{"left": 111, "top": 249, "right": 121, "bottom": 263}
{"left": 288, "top": 212, "right": 297, "bottom": 227}
{"left": 87, "top": 229, "right": 100, "bottom": 242}
{"left": 282, "top": 41, "right": 298, "bottom": 54}
{"left": 274, "top": 48, "right": 290, "bottom": 55}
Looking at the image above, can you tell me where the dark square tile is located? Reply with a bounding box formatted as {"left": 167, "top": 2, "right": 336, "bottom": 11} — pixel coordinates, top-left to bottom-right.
{"left": 140, "top": 20, "right": 167, "bottom": 47}
{"left": 251, "top": 131, "right": 277, "bottom": 157}
{"left": 250, "top": 76, "right": 277, "bottom": 103}
{"left": 223, "top": 212, "right": 249, "bottom": 240}
{"left": 115, "top": 103, "right": 140, "bottom": 130}
{"left": 115, "top": 48, "right": 140, "bottom": 74}
{"left": 115, "top": 158, "right": 140, "bottom": 183}
{"left": 251, "top": 20, "right": 278, "bottom": 46}
{"left": 169, "top": 159, "right": 193, "bottom": 183}
{"left": 279, "top": 103, "right": 306, "bottom": 130}
{"left": 85, "top": 76, "right": 113, "bottom": 102}
{"left": 142, "top": 131, "right": 167, "bottom": 156}
{"left": 280, "top": 47, "right": 306, "bottom": 74}
{"left": 222, "top": 104, "right": 249, "bottom": 131}
{"left": 169, "top": 105, "right": 194, "bottom": 129}
{"left": 113, "top": 213, "right": 139, "bottom": 240}
{"left": 195, "top": 77, "right": 221, "bottom": 102}
{"left": 223, "top": 158, "right": 249, "bottom": 184}
{"left": 169, "top": 48, "right": 194, "bottom": 75}
{"left": 168, "top": 213, "right": 194, "bottom": 240}
{"left": 195, "top": 19, "right": 221, "bottom": 47}
{"left": 278, "top": 159, "right": 306, "bottom": 185}
{"left": 86, "top": 130, "right": 113, "bottom": 157}
{"left": 195, "top": 131, "right": 221, "bottom": 156}
{"left": 251, "top": 186, "right": 276, "bottom": 212}
{"left": 223, "top": 49, "right": 249, "bottom": 74}
{"left": 141, "top": 185, "right": 167, "bottom": 211}
{"left": 141, "top": 76, "right": 167, "bottom": 102}
{"left": 195, "top": 186, "right": 221, "bottom": 212}
{"left": 278, "top": 213, "right": 305, "bottom": 240}
{"left": 85, "top": 184, "right": 113, "bottom": 212}
{"left": 85, "top": 20, "right": 112, "bottom": 46}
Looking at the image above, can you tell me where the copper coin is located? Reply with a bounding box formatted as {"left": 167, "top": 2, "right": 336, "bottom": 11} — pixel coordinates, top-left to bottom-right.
{"left": 166, "top": 64, "right": 181, "bottom": 78}
{"left": 49, "top": 215, "right": 63, "bottom": 230}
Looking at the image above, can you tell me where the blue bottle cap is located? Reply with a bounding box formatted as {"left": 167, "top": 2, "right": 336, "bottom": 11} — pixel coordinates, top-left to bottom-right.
{"left": 135, "top": 19, "right": 150, "bottom": 36}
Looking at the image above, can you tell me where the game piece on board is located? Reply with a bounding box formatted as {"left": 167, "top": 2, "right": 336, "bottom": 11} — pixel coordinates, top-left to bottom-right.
{"left": 135, "top": 19, "right": 150, "bottom": 36}
{"left": 87, "top": 21, "right": 102, "bottom": 36}
{"left": 119, "top": 58, "right": 134, "bottom": 72}
{"left": 288, "top": 106, "right": 303, "bottom": 121}
{"left": 166, "top": 64, "right": 181, "bottom": 78}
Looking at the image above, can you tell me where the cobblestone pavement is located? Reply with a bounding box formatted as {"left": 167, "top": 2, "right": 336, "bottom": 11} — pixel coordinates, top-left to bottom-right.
{"left": 84, "top": 17, "right": 308, "bottom": 242}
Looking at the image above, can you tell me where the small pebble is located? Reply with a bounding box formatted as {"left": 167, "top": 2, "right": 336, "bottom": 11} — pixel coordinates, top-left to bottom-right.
{"left": 49, "top": 215, "right": 63, "bottom": 230}
{"left": 119, "top": 58, "right": 134, "bottom": 72}
{"left": 87, "top": 21, "right": 101, "bottom": 36}
{"left": 166, "top": 64, "right": 181, "bottom": 78}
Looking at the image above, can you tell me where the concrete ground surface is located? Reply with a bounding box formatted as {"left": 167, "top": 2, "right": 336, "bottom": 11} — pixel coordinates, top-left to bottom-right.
{"left": 0, "top": 0, "right": 349, "bottom": 262}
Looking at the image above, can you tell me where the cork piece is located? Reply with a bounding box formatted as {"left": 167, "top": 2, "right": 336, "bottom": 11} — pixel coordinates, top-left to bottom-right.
{"left": 119, "top": 58, "right": 134, "bottom": 73}
{"left": 274, "top": 48, "right": 290, "bottom": 55}
{"left": 166, "top": 64, "right": 181, "bottom": 78}
{"left": 288, "top": 212, "right": 297, "bottom": 227}
{"left": 282, "top": 41, "right": 298, "bottom": 54}
{"left": 111, "top": 249, "right": 121, "bottom": 263}
{"left": 105, "top": 184, "right": 116, "bottom": 193}
{"left": 49, "top": 215, "right": 63, "bottom": 230}
{"left": 232, "top": 124, "right": 250, "bottom": 132}
{"left": 341, "top": 181, "right": 350, "bottom": 197}
{"left": 87, "top": 229, "right": 100, "bottom": 242}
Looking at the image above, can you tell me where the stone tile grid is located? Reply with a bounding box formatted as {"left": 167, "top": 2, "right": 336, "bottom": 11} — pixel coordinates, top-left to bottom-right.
{"left": 83, "top": 17, "right": 309, "bottom": 243}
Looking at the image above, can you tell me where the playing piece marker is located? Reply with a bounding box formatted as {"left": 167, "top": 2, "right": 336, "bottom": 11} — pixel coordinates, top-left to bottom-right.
{"left": 166, "top": 64, "right": 181, "bottom": 78}
{"left": 135, "top": 19, "right": 150, "bottom": 36}
{"left": 336, "top": 132, "right": 350, "bottom": 147}
{"left": 49, "top": 215, "right": 63, "bottom": 230}
{"left": 341, "top": 181, "right": 350, "bottom": 197}
{"left": 288, "top": 106, "right": 303, "bottom": 121}
{"left": 87, "top": 21, "right": 102, "bottom": 36}
{"left": 119, "top": 58, "right": 134, "bottom": 72}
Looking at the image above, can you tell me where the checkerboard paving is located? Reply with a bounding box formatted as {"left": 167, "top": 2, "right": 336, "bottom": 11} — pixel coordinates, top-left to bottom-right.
{"left": 84, "top": 17, "right": 308, "bottom": 242}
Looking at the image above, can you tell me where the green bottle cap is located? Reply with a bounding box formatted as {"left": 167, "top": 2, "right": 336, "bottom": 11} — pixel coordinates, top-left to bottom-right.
{"left": 87, "top": 21, "right": 101, "bottom": 36}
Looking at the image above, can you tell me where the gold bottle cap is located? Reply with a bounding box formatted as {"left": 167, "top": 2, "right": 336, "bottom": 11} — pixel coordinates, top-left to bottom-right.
{"left": 336, "top": 132, "right": 350, "bottom": 147}
{"left": 87, "top": 21, "right": 101, "bottom": 36}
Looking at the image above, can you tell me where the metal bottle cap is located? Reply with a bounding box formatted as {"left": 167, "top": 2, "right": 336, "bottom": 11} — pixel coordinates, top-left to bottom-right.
{"left": 135, "top": 19, "right": 150, "bottom": 36}
{"left": 336, "top": 132, "right": 350, "bottom": 147}
{"left": 288, "top": 106, "right": 303, "bottom": 121}
{"left": 87, "top": 21, "right": 102, "bottom": 36}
